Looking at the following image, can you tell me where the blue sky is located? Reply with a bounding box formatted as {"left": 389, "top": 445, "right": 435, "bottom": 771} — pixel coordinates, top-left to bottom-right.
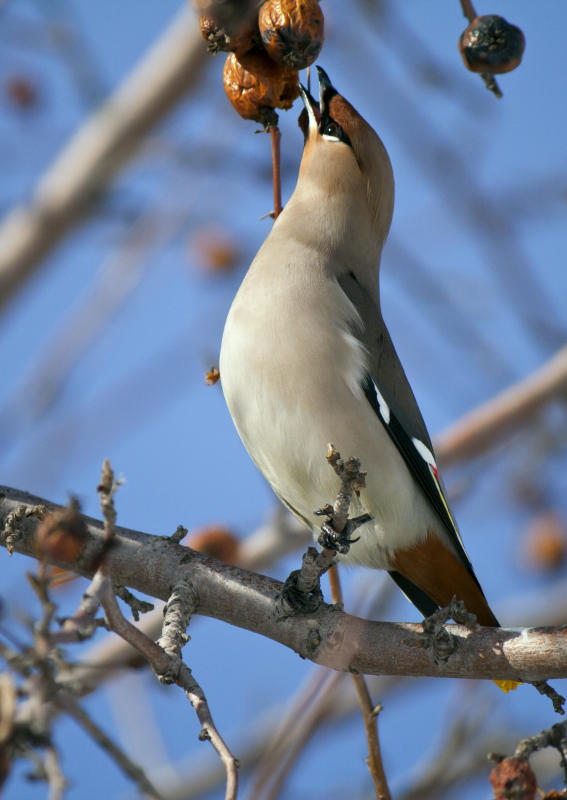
{"left": 1, "top": 2, "right": 567, "bottom": 798}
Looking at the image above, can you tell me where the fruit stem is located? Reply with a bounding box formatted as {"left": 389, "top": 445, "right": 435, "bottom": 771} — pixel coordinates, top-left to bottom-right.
{"left": 459, "top": 0, "right": 477, "bottom": 24}
{"left": 458, "top": 1, "right": 504, "bottom": 98}
{"left": 270, "top": 124, "right": 282, "bottom": 221}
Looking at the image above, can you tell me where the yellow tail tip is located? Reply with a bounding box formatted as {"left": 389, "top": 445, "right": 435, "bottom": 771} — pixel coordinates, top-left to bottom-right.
{"left": 494, "top": 680, "right": 522, "bottom": 693}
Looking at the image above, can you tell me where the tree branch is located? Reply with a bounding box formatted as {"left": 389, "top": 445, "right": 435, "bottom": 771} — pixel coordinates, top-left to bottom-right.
{"left": 434, "top": 344, "right": 567, "bottom": 468}
{"left": 0, "top": 6, "right": 207, "bottom": 313}
{"left": 1, "top": 485, "right": 565, "bottom": 684}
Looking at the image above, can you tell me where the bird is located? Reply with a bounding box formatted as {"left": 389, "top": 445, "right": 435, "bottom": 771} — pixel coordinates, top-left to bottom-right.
{"left": 220, "top": 66, "right": 516, "bottom": 690}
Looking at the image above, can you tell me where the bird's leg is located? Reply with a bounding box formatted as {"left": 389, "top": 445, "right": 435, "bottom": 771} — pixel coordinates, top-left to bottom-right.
{"left": 281, "top": 547, "right": 330, "bottom": 613}
{"left": 314, "top": 506, "right": 372, "bottom": 555}
{"left": 407, "top": 597, "right": 478, "bottom": 664}
{"left": 316, "top": 509, "right": 371, "bottom": 555}
{"left": 280, "top": 446, "right": 369, "bottom": 614}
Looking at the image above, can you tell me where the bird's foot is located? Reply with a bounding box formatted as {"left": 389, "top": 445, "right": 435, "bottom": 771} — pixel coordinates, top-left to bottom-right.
{"left": 315, "top": 513, "right": 371, "bottom": 556}
{"left": 406, "top": 598, "right": 478, "bottom": 664}
{"left": 281, "top": 568, "right": 324, "bottom": 613}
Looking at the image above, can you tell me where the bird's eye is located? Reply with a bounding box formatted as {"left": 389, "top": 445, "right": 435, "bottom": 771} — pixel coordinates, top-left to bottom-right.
{"left": 323, "top": 123, "right": 340, "bottom": 137}
{"left": 319, "top": 116, "right": 351, "bottom": 146}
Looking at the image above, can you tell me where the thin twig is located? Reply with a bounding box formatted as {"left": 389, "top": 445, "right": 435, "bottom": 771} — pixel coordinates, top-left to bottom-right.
{"left": 157, "top": 577, "right": 396, "bottom": 800}
{"left": 328, "top": 566, "right": 392, "bottom": 800}
{"left": 513, "top": 721, "right": 567, "bottom": 781}
{"left": 100, "top": 579, "right": 239, "bottom": 799}
{"left": 0, "top": 622, "right": 160, "bottom": 800}
{"left": 479, "top": 72, "right": 503, "bottom": 99}
{"left": 459, "top": 0, "right": 476, "bottom": 23}
{"left": 98, "top": 459, "right": 122, "bottom": 542}
{"left": 247, "top": 667, "right": 344, "bottom": 800}
{"left": 44, "top": 745, "right": 67, "bottom": 800}
{"left": 247, "top": 575, "right": 394, "bottom": 800}
{"left": 325, "top": 444, "right": 367, "bottom": 535}
{"left": 270, "top": 125, "right": 282, "bottom": 221}
{"left": 156, "top": 582, "right": 196, "bottom": 683}
{"left": 399, "top": 687, "right": 499, "bottom": 800}
{"left": 55, "top": 691, "right": 163, "bottom": 800}
{"left": 113, "top": 584, "right": 154, "bottom": 621}
{"left": 178, "top": 663, "right": 239, "bottom": 800}
{"left": 52, "top": 569, "right": 108, "bottom": 644}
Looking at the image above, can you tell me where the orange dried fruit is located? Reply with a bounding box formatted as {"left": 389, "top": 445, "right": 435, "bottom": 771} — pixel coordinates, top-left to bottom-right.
{"left": 459, "top": 15, "right": 525, "bottom": 75}
{"left": 192, "top": 226, "right": 240, "bottom": 273}
{"left": 35, "top": 498, "right": 87, "bottom": 563}
{"left": 4, "top": 75, "right": 38, "bottom": 109}
{"left": 205, "top": 367, "right": 220, "bottom": 385}
{"left": 187, "top": 526, "right": 239, "bottom": 565}
{"left": 223, "top": 48, "right": 299, "bottom": 127}
{"left": 259, "top": 0, "right": 324, "bottom": 70}
{"left": 199, "top": 1, "right": 257, "bottom": 55}
{"left": 521, "top": 511, "right": 567, "bottom": 572}
{"left": 489, "top": 757, "right": 536, "bottom": 800}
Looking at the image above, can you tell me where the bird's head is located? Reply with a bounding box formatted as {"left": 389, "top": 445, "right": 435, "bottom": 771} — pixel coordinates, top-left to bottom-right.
{"left": 298, "top": 67, "right": 394, "bottom": 249}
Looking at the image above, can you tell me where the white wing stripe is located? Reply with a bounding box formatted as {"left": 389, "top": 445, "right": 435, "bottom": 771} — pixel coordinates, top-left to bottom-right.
{"left": 372, "top": 381, "right": 391, "bottom": 423}
{"left": 411, "top": 437, "right": 437, "bottom": 468}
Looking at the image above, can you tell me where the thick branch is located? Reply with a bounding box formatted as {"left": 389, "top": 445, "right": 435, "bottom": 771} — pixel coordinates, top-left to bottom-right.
{"left": 1, "top": 485, "right": 566, "bottom": 683}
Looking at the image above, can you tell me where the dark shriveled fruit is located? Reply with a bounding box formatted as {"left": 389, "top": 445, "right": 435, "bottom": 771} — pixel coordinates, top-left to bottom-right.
{"left": 223, "top": 49, "right": 299, "bottom": 127}
{"left": 459, "top": 15, "right": 525, "bottom": 75}
{"left": 489, "top": 757, "right": 537, "bottom": 800}
{"left": 259, "top": 0, "right": 324, "bottom": 70}
{"left": 199, "top": 3, "right": 257, "bottom": 55}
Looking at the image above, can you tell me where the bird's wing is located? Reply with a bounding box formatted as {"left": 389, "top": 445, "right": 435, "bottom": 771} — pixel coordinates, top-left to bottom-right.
{"left": 337, "top": 272, "right": 477, "bottom": 578}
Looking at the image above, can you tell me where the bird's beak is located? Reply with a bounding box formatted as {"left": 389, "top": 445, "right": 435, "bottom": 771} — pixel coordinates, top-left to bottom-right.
{"left": 315, "top": 66, "right": 338, "bottom": 119}
{"left": 298, "top": 82, "right": 320, "bottom": 139}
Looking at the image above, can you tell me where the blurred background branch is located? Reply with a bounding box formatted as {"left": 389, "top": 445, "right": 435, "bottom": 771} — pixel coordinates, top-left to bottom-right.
{"left": 0, "top": 5, "right": 207, "bottom": 314}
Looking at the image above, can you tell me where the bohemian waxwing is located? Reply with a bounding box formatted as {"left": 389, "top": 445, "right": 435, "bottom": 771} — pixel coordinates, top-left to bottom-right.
{"left": 220, "top": 67, "right": 508, "bottom": 664}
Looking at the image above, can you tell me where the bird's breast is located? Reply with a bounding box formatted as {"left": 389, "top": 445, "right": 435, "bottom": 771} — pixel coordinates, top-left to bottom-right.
{"left": 220, "top": 266, "right": 436, "bottom": 568}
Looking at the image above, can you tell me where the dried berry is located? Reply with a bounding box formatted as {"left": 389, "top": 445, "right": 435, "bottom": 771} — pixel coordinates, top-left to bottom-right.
{"left": 521, "top": 511, "right": 567, "bottom": 572}
{"left": 199, "top": 1, "right": 257, "bottom": 55}
{"left": 35, "top": 498, "right": 87, "bottom": 563}
{"left": 205, "top": 367, "right": 221, "bottom": 385}
{"left": 223, "top": 49, "right": 299, "bottom": 127}
{"left": 4, "top": 75, "right": 38, "bottom": 109}
{"left": 187, "top": 526, "right": 239, "bottom": 565}
{"left": 459, "top": 15, "right": 525, "bottom": 75}
{"left": 259, "top": 0, "right": 324, "bottom": 70}
{"left": 192, "top": 226, "right": 240, "bottom": 273}
{"left": 489, "top": 757, "right": 537, "bottom": 800}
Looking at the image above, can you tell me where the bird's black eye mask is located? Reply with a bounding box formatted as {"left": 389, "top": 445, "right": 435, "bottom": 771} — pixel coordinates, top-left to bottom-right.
{"left": 319, "top": 86, "right": 351, "bottom": 146}
{"left": 320, "top": 117, "right": 351, "bottom": 145}
{"left": 297, "top": 81, "right": 351, "bottom": 147}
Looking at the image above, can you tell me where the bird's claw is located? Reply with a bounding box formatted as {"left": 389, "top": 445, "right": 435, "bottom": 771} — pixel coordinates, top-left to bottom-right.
{"left": 317, "top": 513, "right": 371, "bottom": 555}
{"left": 318, "top": 522, "right": 359, "bottom": 555}
{"left": 281, "top": 569, "right": 323, "bottom": 613}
